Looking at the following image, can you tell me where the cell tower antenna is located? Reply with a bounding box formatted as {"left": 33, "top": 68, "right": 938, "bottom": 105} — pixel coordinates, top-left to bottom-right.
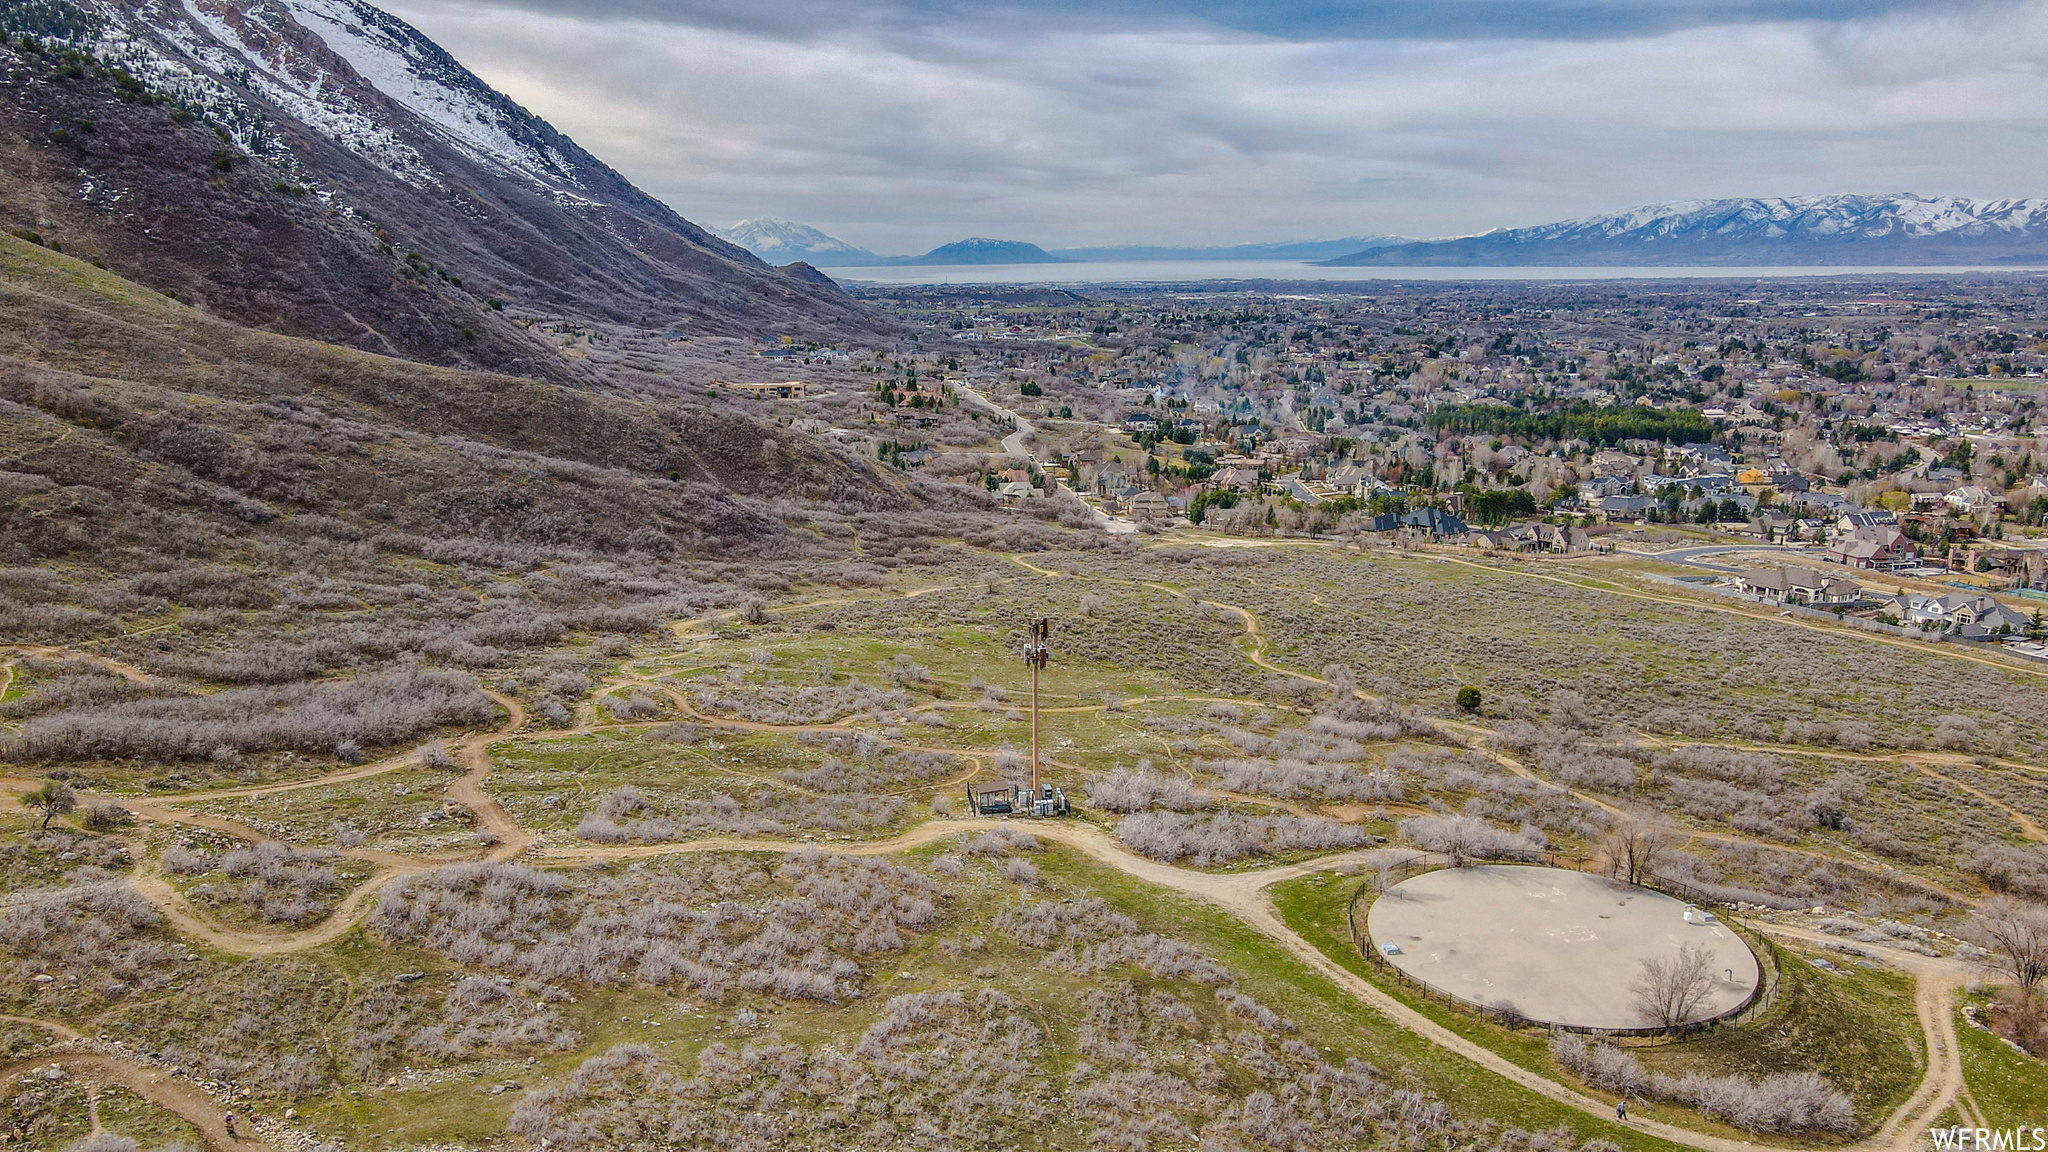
{"left": 1024, "top": 616, "right": 1050, "bottom": 796}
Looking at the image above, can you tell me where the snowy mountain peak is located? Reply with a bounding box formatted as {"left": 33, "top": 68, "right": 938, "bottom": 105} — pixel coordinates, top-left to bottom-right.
{"left": 1325, "top": 193, "right": 2048, "bottom": 266}
{"left": 716, "top": 218, "right": 875, "bottom": 263}
{"left": 1514, "top": 194, "right": 2048, "bottom": 244}
{"left": 41, "top": 0, "right": 590, "bottom": 193}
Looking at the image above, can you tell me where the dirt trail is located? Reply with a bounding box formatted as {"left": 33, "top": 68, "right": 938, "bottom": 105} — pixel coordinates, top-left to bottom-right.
{"left": 536, "top": 817, "right": 1810, "bottom": 1152}
{"left": 1754, "top": 921, "right": 1972, "bottom": 1150}
{"left": 445, "top": 691, "right": 533, "bottom": 860}
{"left": 60, "top": 690, "right": 537, "bottom": 957}
{"left": 0, "top": 1049, "right": 272, "bottom": 1151}
{"left": 0, "top": 644, "right": 159, "bottom": 687}
{"left": 0, "top": 563, "right": 2007, "bottom": 1150}
{"left": 534, "top": 817, "right": 971, "bottom": 863}
{"left": 123, "top": 865, "right": 411, "bottom": 956}
{"left": 530, "top": 814, "right": 1944, "bottom": 1152}
{"left": 1902, "top": 763, "right": 2046, "bottom": 842}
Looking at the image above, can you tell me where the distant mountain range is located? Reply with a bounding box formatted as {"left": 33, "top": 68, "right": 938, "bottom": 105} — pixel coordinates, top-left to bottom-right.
{"left": 1320, "top": 195, "right": 2048, "bottom": 266}
{"left": 884, "top": 238, "right": 1067, "bottom": 266}
{"left": 715, "top": 221, "right": 1409, "bottom": 266}
{"left": 1050, "top": 237, "right": 1406, "bottom": 262}
{"left": 714, "top": 195, "right": 2048, "bottom": 271}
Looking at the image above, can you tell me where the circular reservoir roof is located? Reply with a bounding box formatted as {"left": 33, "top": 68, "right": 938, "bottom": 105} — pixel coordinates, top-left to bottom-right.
{"left": 1365, "top": 864, "right": 1760, "bottom": 1030}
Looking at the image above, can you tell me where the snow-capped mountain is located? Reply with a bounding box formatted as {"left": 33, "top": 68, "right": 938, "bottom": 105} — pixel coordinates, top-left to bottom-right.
{"left": 1323, "top": 195, "right": 2048, "bottom": 266}
{"left": 716, "top": 219, "right": 877, "bottom": 265}
{"left": 0, "top": 0, "right": 872, "bottom": 372}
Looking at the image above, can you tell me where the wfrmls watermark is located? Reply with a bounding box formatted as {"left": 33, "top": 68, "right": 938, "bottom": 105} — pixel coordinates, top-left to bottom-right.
{"left": 1929, "top": 1127, "right": 2048, "bottom": 1150}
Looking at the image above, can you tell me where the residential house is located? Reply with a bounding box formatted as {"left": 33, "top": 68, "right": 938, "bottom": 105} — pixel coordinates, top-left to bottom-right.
{"left": 1671, "top": 444, "right": 1737, "bottom": 474}
{"left": 1091, "top": 463, "right": 1131, "bottom": 495}
{"left": 1591, "top": 450, "right": 1638, "bottom": 479}
{"left": 1371, "top": 508, "right": 1468, "bottom": 538}
{"left": 1273, "top": 434, "right": 1320, "bottom": 462}
{"left": 1578, "top": 476, "right": 1632, "bottom": 501}
{"left": 1598, "top": 494, "right": 1659, "bottom": 522}
{"left": 1328, "top": 462, "right": 1374, "bottom": 495}
{"left": 1825, "top": 525, "right": 1915, "bottom": 571}
{"left": 1744, "top": 513, "right": 1798, "bottom": 541}
{"left": 1682, "top": 493, "right": 1756, "bottom": 520}
{"left": 1736, "top": 567, "right": 1861, "bottom": 606}
{"left": 1540, "top": 524, "right": 1592, "bottom": 554}
{"left": 1790, "top": 490, "right": 1849, "bottom": 515}
{"left": 1125, "top": 491, "right": 1170, "bottom": 521}
{"left": 1944, "top": 485, "right": 2007, "bottom": 517}
{"left": 1835, "top": 510, "right": 1898, "bottom": 537}
{"left": 1210, "top": 466, "right": 1260, "bottom": 492}
{"left": 1891, "top": 592, "right": 2031, "bottom": 638}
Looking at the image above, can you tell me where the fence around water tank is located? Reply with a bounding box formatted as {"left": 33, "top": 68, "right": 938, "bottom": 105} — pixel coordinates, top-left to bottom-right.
{"left": 1345, "top": 853, "right": 1775, "bottom": 1040}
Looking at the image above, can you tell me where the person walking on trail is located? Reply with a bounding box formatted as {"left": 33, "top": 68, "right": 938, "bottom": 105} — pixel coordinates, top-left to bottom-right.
{"left": 223, "top": 1111, "right": 237, "bottom": 1139}
{"left": 1615, "top": 1098, "right": 1628, "bottom": 1122}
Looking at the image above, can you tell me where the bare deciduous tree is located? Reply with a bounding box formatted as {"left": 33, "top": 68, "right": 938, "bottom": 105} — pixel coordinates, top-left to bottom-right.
{"left": 1604, "top": 811, "right": 1673, "bottom": 886}
{"left": 1631, "top": 942, "right": 1717, "bottom": 1030}
{"left": 1968, "top": 897, "right": 2048, "bottom": 993}
{"left": 23, "top": 778, "right": 75, "bottom": 829}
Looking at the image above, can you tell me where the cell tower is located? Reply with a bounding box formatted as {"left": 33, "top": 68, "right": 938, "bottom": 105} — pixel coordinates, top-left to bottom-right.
{"left": 1024, "top": 616, "right": 1050, "bottom": 796}
{"left": 969, "top": 616, "right": 1069, "bottom": 818}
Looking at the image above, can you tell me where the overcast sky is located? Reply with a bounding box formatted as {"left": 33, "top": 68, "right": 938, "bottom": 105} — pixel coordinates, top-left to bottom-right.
{"left": 381, "top": 0, "right": 2048, "bottom": 252}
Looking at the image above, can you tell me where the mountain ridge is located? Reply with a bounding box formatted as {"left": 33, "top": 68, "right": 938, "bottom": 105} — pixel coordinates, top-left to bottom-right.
{"left": 716, "top": 218, "right": 878, "bottom": 265}
{"left": 0, "top": 0, "right": 878, "bottom": 376}
{"left": 879, "top": 237, "right": 1067, "bottom": 266}
{"left": 713, "top": 220, "right": 1416, "bottom": 267}
{"left": 1321, "top": 194, "right": 2048, "bottom": 266}
{"left": 1049, "top": 237, "right": 1407, "bottom": 262}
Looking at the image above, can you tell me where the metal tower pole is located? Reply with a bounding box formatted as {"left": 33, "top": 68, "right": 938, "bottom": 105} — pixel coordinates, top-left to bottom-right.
{"left": 1023, "top": 616, "right": 1049, "bottom": 804}
{"left": 1030, "top": 651, "right": 1040, "bottom": 797}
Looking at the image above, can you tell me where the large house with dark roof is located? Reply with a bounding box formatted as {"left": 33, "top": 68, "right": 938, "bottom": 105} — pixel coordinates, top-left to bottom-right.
{"left": 1735, "top": 567, "right": 1862, "bottom": 606}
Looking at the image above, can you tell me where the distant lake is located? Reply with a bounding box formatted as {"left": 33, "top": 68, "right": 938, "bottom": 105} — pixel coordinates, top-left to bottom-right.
{"left": 818, "top": 259, "right": 2048, "bottom": 286}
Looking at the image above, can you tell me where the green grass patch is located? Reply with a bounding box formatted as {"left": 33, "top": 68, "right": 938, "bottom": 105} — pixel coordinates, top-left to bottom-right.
{"left": 1958, "top": 998, "right": 2048, "bottom": 1128}
{"left": 188, "top": 763, "right": 468, "bottom": 853}
{"left": 1271, "top": 872, "right": 1917, "bottom": 1142}
{"left": 1073, "top": 857, "right": 1684, "bottom": 1150}
{"left": 96, "top": 1083, "right": 208, "bottom": 1148}
{"left": 1636, "top": 940, "right": 1924, "bottom": 1127}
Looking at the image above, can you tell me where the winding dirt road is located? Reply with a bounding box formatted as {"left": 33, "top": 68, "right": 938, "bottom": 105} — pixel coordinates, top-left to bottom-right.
{"left": 0, "top": 1017, "right": 271, "bottom": 1151}
{"left": 0, "top": 543, "right": 2023, "bottom": 1151}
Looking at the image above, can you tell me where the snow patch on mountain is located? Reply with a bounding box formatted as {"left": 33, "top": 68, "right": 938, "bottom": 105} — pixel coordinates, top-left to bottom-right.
{"left": 48, "top": 0, "right": 590, "bottom": 193}
{"left": 1498, "top": 194, "right": 2048, "bottom": 246}
{"left": 278, "top": 0, "right": 585, "bottom": 190}
{"left": 174, "top": 0, "right": 436, "bottom": 185}
{"left": 717, "top": 218, "right": 874, "bottom": 262}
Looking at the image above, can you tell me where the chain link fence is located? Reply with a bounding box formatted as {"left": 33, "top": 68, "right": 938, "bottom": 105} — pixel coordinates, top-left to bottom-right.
{"left": 1345, "top": 853, "right": 1776, "bottom": 1040}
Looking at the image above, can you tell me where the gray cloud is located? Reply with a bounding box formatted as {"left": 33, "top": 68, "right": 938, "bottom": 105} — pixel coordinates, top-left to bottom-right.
{"left": 398, "top": 0, "right": 1970, "bottom": 43}
{"left": 383, "top": 0, "right": 2048, "bottom": 251}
